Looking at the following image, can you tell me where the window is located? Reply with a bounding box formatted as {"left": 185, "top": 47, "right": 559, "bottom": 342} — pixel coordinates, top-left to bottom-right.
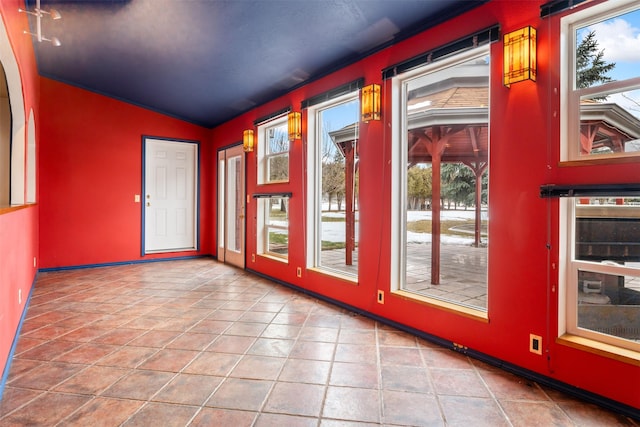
{"left": 0, "top": 19, "right": 28, "bottom": 209}
{"left": 559, "top": 0, "right": 640, "bottom": 354}
{"left": 257, "top": 197, "right": 289, "bottom": 259}
{"left": 562, "top": 196, "right": 640, "bottom": 352}
{"left": 306, "top": 92, "right": 360, "bottom": 278}
{"left": 27, "top": 109, "right": 36, "bottom": 203}
{"left": 391, "top": 46, "right": 490, "bottom": 313}
{"left": 562, "top": 1, "right": 640, "bottom": 161}
{"left": 0, "top": 62, "right": 10, "bottom": 206}
{"left": 258, "top": 116, "right": 289, "bottom": 184}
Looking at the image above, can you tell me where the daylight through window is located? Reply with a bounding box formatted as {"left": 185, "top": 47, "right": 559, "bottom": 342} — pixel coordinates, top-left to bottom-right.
{"left": 392, "top": 47, "right": 490, "bottom": 312}
{"left": 307, "top": 94, "right": 360, "bottom": 278}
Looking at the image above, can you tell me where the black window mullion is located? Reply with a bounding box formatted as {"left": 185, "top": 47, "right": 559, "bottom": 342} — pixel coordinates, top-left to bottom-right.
{"left": 301, "top": 78, "right": 364, "bottom": 109}
{"left": 540, "top": 184, "right": 640, "bottom": 198}
{"left": 382, "top": 25, "right": 499, "bottom": 80}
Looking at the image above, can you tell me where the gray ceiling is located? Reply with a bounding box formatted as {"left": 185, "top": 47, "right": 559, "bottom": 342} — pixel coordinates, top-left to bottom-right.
{"left": 26, "top": 0, "right": 487, "bottom": 128}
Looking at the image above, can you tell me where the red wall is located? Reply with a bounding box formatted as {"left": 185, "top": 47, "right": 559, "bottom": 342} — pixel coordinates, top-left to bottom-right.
{"left": 0, "top": 208, "right": 37, "bottom": 381}
{"left": 0, "top": 1, "right": 40, "bottom": 386}
{"left": 38, "top": 79, "right": 213, "bottom": 268}
{"left": 2, "top": 0, "right": 636, "bottom": 410}
{"left": 212, "top": 0, "right": 639, "bottom": 409}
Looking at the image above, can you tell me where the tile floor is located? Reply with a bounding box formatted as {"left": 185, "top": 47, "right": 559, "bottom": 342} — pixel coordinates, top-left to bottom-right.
{"left": 0, "top": 258, "right": 637, "bottom": 426}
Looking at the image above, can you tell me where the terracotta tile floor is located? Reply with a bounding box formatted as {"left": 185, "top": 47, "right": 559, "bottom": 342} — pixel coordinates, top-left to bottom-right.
{"left": 1, "top": 259, "right": 637, "bottom": 426}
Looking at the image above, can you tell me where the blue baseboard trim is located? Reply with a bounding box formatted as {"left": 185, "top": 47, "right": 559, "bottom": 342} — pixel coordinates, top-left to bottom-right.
{"left": 247, "top": 268, "right": 640, "bottom": 421}
{"left": 38, "top": 254, "right": 216, "bottom": 273}
{"left": 0, "top": 276, "right": 36, "bottom": 401}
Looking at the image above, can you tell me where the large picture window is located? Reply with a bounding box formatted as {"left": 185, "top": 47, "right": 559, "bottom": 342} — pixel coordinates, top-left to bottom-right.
{"left": 391, "top": 46, "right": 490, "bottom": 314}
{"left": 562, "top": 1, "right": 640, "bottom": 161}
{"left": 306, "top": 92, "right": 359, "bottom": 279}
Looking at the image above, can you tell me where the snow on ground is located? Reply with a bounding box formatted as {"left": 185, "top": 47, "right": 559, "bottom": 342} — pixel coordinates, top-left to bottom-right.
{"left": 407, "top": 209, "right": 488, "bottom": 221}
{"left": 319, "top": 209, "right": 485, "bottom": 244}
{"left": 406, "top": 231, "right": 473, "bottom": 245}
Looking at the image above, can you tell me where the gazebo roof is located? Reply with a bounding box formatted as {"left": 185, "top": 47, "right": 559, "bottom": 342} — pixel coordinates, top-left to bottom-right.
{"left": 580, "top": 101, "right": 640, "bottom": 154}
{"left": 407, "top": 84, "right": 489, "bottom": 164}
{"left": 329, "top": 123, "right": 359, "bottom": 158}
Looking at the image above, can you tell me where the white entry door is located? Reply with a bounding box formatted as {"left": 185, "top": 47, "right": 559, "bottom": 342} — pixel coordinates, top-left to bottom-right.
{"left": 218, "top": 144, "right": 245, "bottom": 268}
{"left": 144, "top": 138, "right": 198, "bottom": 253}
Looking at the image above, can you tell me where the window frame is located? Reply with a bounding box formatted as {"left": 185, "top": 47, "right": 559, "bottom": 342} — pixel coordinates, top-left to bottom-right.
{"left": 560, "top": 197, "right": 640, "bottom": 353}
{"left": 257, "top": 197, "right": 289, "bottom": 261}
{"left": 257, "top": 115, "right": 289, "bottom": 185}
{"left": 390, "top": 45, "right": 490, "bottom": 319}
{"left": 558, "top": 0, "right": 640, "bottom": 357}
{"left": 305, "top": 91, "right": 360, "bottom": 280}
{"left": 561, "top": 0, "right": 640, "bottom": 162}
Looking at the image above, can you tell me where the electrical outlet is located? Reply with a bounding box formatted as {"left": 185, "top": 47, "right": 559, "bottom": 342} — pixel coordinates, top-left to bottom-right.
{"left": 530, "top": 334, "right": 542, "bottom": 355}
{"left": 33, "top": 256, "right": 36, "bottom": 268}
{"left": 296, "top": 267, "right": 302, "bottom": 277}
{"left": 18, "top": 289, "right": 22, "bottom": 305}
{"left": 252, "top": 253, "right": 255, "bottom": 262}
{"left": 377, "top": 290, "right": 384, "bottom": 304}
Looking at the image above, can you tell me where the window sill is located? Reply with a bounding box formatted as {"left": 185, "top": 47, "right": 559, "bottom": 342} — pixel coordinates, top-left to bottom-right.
{"left": 0, "top": 204, "right": 34, "bottom": 216}
{"left": 392, "top": 290, "right": 489, "bottom": 323}
{"left": 559, "top": 155, "right": 640, "bottom": 167}
{"left": 556, "top": 334, "right": 640, "bottom": 367}
{"left": 256, "top": 180, "right": 290, "bottom": 187}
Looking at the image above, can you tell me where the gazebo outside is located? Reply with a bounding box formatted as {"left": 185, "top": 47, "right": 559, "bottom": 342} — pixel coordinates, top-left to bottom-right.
{"left": 321, "top": 64, "right": 640, "bottom": 312}
{"left": 397, "top": 65, "right": 490, "bottom": 310}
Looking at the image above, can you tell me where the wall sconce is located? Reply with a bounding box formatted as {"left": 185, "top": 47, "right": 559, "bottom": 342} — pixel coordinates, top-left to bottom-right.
{"left": 243, "top": 129, "right": 254, "bottom": 152}
{"left": 288, "top": 111, "right": 301, "bottom": 142}
{"left": 19, "top": 0, "right": 62, "bottom": 46}
{"left": 361, "top": 84, "right": 381, "bottom": 122}
{"left": 503, "top": 26, "right": 536, "bottom": 87}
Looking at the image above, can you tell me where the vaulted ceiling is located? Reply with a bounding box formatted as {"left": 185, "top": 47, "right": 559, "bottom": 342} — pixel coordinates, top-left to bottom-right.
{"left": 25, "top": 0, "right": 487, "bottom": 128}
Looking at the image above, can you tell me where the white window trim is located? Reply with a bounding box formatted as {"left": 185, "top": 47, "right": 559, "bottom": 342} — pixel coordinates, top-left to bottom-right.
{"left": 26, "top": 109, "right": 36, "bottom": 203}
{"left": 558, "top": 0, "right": 640, "bottom": 357}
{"left": 560, "top": 198, "right": 640, "bottom": 353}
{"left": 257, "top": 116, "right": 289, "bottom": 185}
{"left": 257, "top": 198, "right": 289, "bottom": 261}
{"left": 305, "top": 91, "right": 359, "bottom": 277}
{"left": 390, "top": 46, "right": 490, "bottom": 300}
{"left": 0, "top": 16, "right": 27, "bottom": 207}
{"left": 560, "top": 0, "right": 640, "bottom": 162}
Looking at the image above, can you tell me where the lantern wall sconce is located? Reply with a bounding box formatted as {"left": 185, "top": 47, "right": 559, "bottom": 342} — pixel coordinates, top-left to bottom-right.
{"left": 288, "top": 111, "right": 301, "bottom": 141}
{"left": 19, "top": 0, "right": 62, "bottom": 46}
{"left": 503, "top": 26, "right": 536, "bottom": 87}
{"left": 361, "top": 83, "right": 381, "bottom": 122}
{"left": 243, "top": 129, "right": 254, "bottom": 152}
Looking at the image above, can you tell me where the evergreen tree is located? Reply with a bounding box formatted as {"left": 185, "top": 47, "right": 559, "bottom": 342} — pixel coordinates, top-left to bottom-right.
{"left": 576, "top": 30, "right": 616, "bottom": 91}
{"left": 441, "top": 163, "right": 474, "bottom": 209}
{"left": 407, "top": 165, "right": 432, "bottom": 210}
